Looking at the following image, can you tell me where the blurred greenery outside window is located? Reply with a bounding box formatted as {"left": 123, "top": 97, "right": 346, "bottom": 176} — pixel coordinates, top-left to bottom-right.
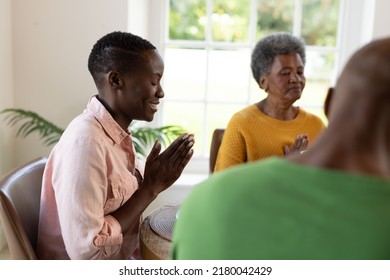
{"left": 162, "top": 0, "right": 341, "bottom": 158}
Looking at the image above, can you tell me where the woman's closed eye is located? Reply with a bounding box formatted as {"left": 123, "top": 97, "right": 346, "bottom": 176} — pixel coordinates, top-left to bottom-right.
{"left": 151, "top": 75, "right": 162, "bottom": 86}
{"left": 151, "top": 79, "right": 160, "bottom": 86}
{"left": 280, "top": 70, "right": 291, "bottom": 76}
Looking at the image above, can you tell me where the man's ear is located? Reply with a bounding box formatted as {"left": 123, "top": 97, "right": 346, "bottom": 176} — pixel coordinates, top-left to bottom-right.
{"left": 324, "top": 87, "right": 334, "bottom": 118}
{"left": 108, "top": 71, "right": 122, "bottom": 89}
{"left": 259, "top": 76, "right": 268, "bottom": 91}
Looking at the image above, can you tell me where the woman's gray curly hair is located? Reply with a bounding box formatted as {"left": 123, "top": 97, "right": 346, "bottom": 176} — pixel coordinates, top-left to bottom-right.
{"left": 251, "top": 32, "right": 306, "bottom": 84}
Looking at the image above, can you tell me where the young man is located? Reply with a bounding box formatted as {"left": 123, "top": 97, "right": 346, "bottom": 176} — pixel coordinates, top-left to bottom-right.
{"left": 172, "top": 37, "right": 390, "bottom": 259}
{"left": 37, "top": 31, "right": 194, "bottom": 259}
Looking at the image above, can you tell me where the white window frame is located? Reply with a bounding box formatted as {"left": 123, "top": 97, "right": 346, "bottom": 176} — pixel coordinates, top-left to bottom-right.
{"left": 128, "top": 0, "right": 376, "bottom": 176}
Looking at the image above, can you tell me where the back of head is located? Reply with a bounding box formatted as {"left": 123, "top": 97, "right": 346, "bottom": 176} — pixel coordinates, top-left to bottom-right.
{"left": 329, "top": 37, "right": 390, "bottom": 127}
{"left": 251, "top": 32, "right": 306, "bottom": 83}
{"left": 88, "top": 31, "right": 156, "bottom": 89}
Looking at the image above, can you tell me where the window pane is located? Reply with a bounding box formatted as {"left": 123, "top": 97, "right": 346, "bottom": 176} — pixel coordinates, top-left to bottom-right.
{"left": 305, "top": 50, "right": 336, "bottom": 81}
{"left": 169, "top": 0, "right": 206, "bottom": 40}
{"left": 162, "top": 101, "right": 204, "bottom": 155}
{"left": 301, "top": 0, "right": 340, "bottom": 46}
{"left": 208, "top": 49, "right": 251, "bottom": 103}
{"left": 256, "top": 0, "right": 294, "bottom": 39}
{"left": 205, "top": 103, "right": 246, "bottom": 156}
{"left": 249, "top": 79, "right": 267, "bottom": 104}
{"left": 212, "top": 0, "right": 251, "bottom": 42}
{"left": 164, "top": 48, "right": 207, "bottom": 101}
{"left": 163, "top": 0, "right": 341, "bottom": 162}
{"left": 297, "top": 50, "right": 335, "bottom": 107}
{"left": 296, "top": 79, "right": 330, "bottom": 110}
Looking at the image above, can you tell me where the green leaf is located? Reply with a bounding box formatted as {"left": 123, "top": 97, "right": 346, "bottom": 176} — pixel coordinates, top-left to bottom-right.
{"left": 129, "top": 121, "right": 187, "bottom": 157}
{"left": 0, "top": 108, "right": 64, "bottom": 147}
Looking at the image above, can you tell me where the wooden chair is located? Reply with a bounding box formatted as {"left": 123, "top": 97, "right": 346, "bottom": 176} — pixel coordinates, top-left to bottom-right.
{"left": 0, "top": 157, "right": 47, "bottom": 259}
{"left": 209, "top": 128, "right": 225, "bottom": 174}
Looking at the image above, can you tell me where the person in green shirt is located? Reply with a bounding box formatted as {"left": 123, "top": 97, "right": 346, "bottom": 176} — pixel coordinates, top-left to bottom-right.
{"left": 172, "top": 36, "right": 390, "bottom": 260}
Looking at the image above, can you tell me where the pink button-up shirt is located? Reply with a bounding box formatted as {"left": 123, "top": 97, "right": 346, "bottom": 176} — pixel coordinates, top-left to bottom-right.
{"left": 37, "top": 96, "right": 144, "bottom": 259}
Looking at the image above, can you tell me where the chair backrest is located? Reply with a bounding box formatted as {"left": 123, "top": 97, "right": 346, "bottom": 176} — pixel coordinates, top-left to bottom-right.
{"left": 0, "top": 157, "right": 47, "bottom": 260}
{"left": 209, "top": 128, "right": 225, "bottom": 174}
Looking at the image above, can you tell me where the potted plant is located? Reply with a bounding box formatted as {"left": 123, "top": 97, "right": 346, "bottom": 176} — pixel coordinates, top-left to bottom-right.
{"left": 0, "top": 108, "right": 186, "bottom": 159}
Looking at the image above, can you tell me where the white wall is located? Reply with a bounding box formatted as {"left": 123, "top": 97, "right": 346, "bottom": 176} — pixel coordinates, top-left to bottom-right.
{"left": 372, "top": 0, "right": 390, "bottom": 39}
{"left": 10, "top": 0, "right": 129, "bottom": 169}
{"left": 0, "top": 0, "right": 15, "bottom": 177}
{"left": 0, "top": 0, "right": 14, "bottom": 252}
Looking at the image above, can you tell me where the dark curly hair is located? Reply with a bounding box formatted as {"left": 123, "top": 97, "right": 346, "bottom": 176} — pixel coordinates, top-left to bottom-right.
{"left": 88, "top": 31, "right": 156, "bottom": 88}
{"left": 251, "top": 32, "right": 306, "bottom": 85}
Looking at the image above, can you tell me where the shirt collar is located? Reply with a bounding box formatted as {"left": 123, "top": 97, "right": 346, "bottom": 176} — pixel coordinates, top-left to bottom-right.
{"left": 87, "top": 95, "right": 131, "bottom": 145}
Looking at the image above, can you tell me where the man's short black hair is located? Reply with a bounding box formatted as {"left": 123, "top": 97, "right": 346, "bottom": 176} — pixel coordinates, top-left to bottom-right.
{"left": 88, "top": 31, "right": 156, "bottom": 88}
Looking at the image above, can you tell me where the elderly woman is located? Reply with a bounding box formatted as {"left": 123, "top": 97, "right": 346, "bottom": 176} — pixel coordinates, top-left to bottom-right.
{"left": 214, "top": 32, "right": 325, "bottom": 172}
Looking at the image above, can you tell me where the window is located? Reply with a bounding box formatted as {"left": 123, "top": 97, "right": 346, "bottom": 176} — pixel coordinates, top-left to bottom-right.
{"left": 161, "top": 0, "right": 340, "bottom": 160}
{"left": 129, "top": 0, "right": 375, "bottom": 174}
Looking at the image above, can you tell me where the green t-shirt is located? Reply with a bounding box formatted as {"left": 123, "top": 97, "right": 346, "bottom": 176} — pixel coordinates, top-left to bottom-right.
{"left": 172, "top": 157, "right": 390, "bottom": 260}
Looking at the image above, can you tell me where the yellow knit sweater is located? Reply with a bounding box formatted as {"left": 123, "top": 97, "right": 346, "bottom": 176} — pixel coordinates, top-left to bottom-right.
{"left": 214, "top": 105, "right": 325, "bottom": 172}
